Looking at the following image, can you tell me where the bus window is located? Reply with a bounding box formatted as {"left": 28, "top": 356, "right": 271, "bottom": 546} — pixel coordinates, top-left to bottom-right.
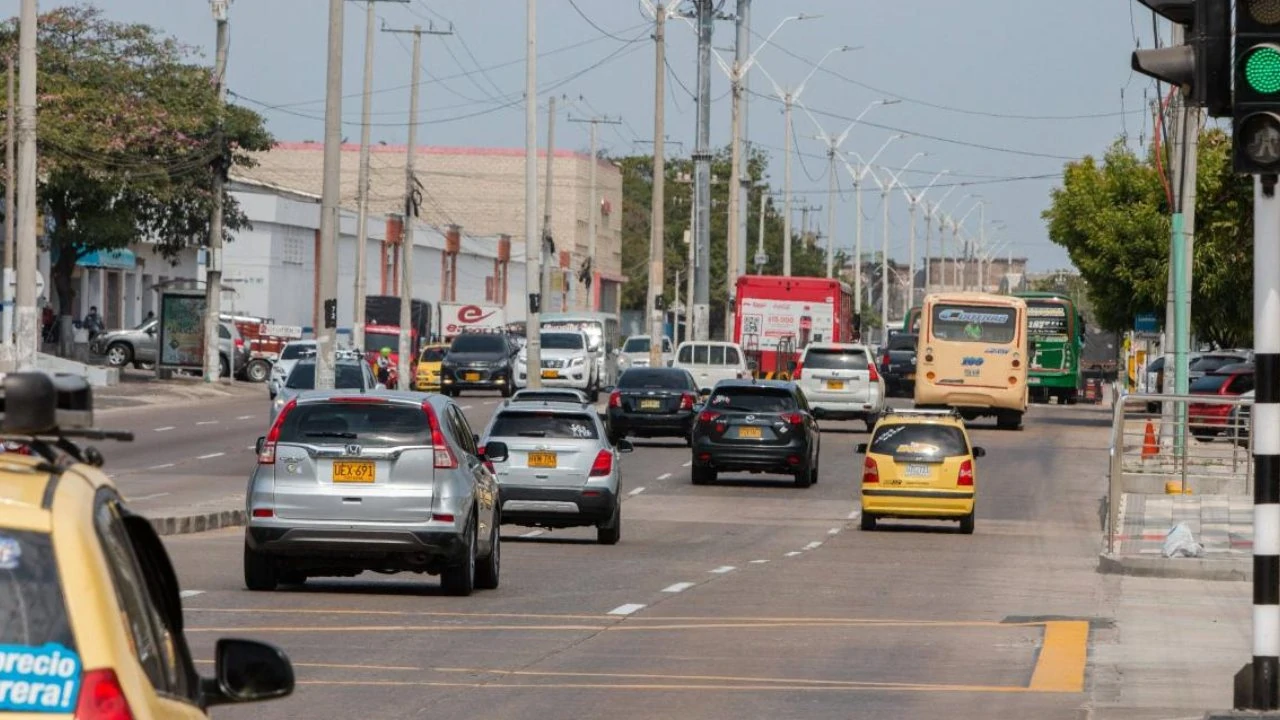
{"left": 930, "top": 305, "right": 1018, "bottom": 344}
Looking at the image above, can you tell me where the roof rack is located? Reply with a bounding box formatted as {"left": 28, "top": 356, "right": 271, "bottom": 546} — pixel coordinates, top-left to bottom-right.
{"left": 880, "top": 407, "right": 961, "bottom": 418}
{"left": 0, "top": 371, "right": 134, "bottom": 470}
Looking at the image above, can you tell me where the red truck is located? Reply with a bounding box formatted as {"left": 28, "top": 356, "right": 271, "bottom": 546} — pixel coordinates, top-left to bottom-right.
{"left": 363, "top": 295, "right": 432, "bottom": 369}
{"left": 732, "top": 275, "right": 856, "bottom": 377}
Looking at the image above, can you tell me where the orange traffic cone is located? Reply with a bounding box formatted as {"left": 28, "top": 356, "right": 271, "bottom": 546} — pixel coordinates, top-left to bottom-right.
{"left": 1142, "top": 420, "right": 1158, "bottom": 459}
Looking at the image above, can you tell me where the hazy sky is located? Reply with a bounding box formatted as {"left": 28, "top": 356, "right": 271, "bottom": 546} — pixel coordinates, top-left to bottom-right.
{"left": 101, "top": 0, "right": 1163, "bottom": 272}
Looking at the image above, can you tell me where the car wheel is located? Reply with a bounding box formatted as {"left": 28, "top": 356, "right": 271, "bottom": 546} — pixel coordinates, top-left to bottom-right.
{"left": 793, "top": 465, "right": 813, "bottom": 488}
{"left": 809, "top": 460, "right": 820, "bottom": 485}
{"left": 245, "top": 359, "right": 271, "bottom": 383}
{"left": 278, "top": 569, "right": 307, "bottom": 586}
{"left": 859, "top": 513, "right": 877, "bottom": 531}
{"left": 597, "top": 502, "right": 621, "bottom": 545}
{"left": 440, "top": 516, "right": 476, "bottom": 596}
{"left": 865, "top": 417, "right": 877, "bottom": 433}
{"left": 243, "top": 542, "right": 278, "bottom": 591}
{"left": 105, "top": 342, "right": 132, "bottom": 367}
{"left": 475, "top": 511, "right": 501, "bottom": 590}
{"left": 219, "top": 355, "right": 230, "bottom": 378}
{"left": 692, "top": 465, "right": 715, "bottom": 485}
{"left": 959, "top": 511, "right": 976, "bottom": 535}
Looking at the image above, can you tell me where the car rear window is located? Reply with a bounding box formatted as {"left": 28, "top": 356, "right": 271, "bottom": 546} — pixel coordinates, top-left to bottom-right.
{"left": 707, "top": 387, "right": 797, "bottom": 412}
{"left": 0, "top": 529, "right": 76, "bottom": 649}
{"left": 803, "top": 348, "right": 868, "bottom": 370}
{"left": 278, "top": 402, "right": 430, "bottom": 446}
{"left": 618, "top": 369, "right": 691, "bottom": 390}
{"left": 489, "top": 411, "right": 599, "bottom": 439}
{"left": 888, "top": 334, "right": 917, "bottom": 351}
{"left": 280, "top": 344, "right": 313, "bottom": 361}
{"left": 1192, "top": 356, "right": 1246, "bottom": 373}
{"left": 870, "top": 424, "right": 969, "bottom": 458}
{"left": 623, "top": 337, "right": 651, "bottom": 353}
{"left": 419, "top": 347, "right": 446, "bottom": 362}
{"left": 1191, "top": 373, "right": 1231, "bottom": 393}
{"left": 285, "top": 363, "right": 367, "bottom": 390}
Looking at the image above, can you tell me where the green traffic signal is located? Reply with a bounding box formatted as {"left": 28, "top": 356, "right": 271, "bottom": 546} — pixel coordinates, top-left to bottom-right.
{"left": 1246, "top": 45, "right": 1280, "bottom": 93}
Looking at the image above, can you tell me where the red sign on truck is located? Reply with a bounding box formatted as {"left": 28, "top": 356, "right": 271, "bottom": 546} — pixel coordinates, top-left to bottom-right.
{"left": 732, "top": 275, "right": 854, "bottom": 375}
{"left": 440, "top": 302, "right": 506, "bottom": 339}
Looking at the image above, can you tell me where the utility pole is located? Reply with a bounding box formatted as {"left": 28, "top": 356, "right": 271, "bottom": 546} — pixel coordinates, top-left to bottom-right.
{"left": 315, "top": 0, "right": 345, "bottom": 390}
{"left": 204, "top": 0, "right": 230, "bottom": 384}
{"left": 13, "top": 0, "right": 36, "bottom": 369}
{"left": 782, "top": 95, "right": 794, "bottom": 276}
{"left": 755, "top": 188, "right": 767, "bottom": 271}
{"left": 541, "top": 96, "right": 557, "bottom": 311}
{"left": 569, "top": 113, "right": 623, "bottom": 311}
{"left": 824, "top": 148, "right": 837, "bottom": 277}
{"left": 3, "top": 60, "right": 14, "bottom": 349}
{"left": 524, "top": 0, "right": 542, "bottom": 388}
{"left": 735, "top": 0, "right": 751, "bottom": 284}
{"left": 691, "top": 0, "right": 712, "bottom": 341}
{"left": 648, "top": 4, "right": 667, "bottom": 366}
{"left": 685, "top": 227, "right": 693, "bottom": 342}
{"left": 725, "top": 0, "right": 749, "bottom": 337}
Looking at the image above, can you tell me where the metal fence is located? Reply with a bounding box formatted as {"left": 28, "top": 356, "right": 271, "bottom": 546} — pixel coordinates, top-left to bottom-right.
{"left": 1105, "top": 392, "right": 1253, "bottom": 553}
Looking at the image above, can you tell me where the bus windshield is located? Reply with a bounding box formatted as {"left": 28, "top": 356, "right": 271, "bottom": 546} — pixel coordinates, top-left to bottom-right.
{"left": 1027, "top": 303, "right": 1070, "bottom": 339}
{"left": 930, "top": 304, "right": 1018, "bottom": 344}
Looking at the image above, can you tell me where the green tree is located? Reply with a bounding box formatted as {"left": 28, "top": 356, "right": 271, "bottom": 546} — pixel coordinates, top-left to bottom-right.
{"left": 0, "top": 5, "right": 272, "bottom": 348}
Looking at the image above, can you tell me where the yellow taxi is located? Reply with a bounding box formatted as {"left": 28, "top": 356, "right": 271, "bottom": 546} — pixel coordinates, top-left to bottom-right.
{"left": 415, "top": 343, "right": 449, "bottom": 391}
{"left": 857, "top": 407, "right": 985, "bottom": 534}
{"left": 0, "top": 371, "right": 294, "bottom": 718}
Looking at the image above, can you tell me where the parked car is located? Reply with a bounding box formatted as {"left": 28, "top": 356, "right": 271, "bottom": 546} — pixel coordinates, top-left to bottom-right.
{"left": 1189, "top": 368, "right": 1255, "bottom": 440}
{"left": 793, "top": 342, "right": 885, "bottom": 430}
{"left": 442, "top": 332, "right": 520, "bottom": 397}
{"left": 690, "top": 380, "right": 821, "bottom": 488}
{"left": 618, "top": 335, "right": 674, "bottom": 370}
{"left": 480, "top": 400, "right": 632, "bottom": 544}
{"left": 878, "top": 333, "right": 918, "bottom": 397}
{"left": 515, "top": 330, "right": 598, "bottom": 400}
{"left": 1230, "top": 389, "right": 1255, "bottom": 448}
{"left": 92, "top": 318, "right": 248, "bottom": 377}
{"left": 246, "top": 391, "right": 503, "bottom": 594}
{"left": 1187, "top": 352, "right": 1252, "bottom": 384}
{"left": 270, "top": 357, "right": 380, "bottom": 424}
{"left": 606, "top": 367, "right": 701, "bottom": 446}
{"left": 672, "top": 340, "right": 751, "bottom": 392}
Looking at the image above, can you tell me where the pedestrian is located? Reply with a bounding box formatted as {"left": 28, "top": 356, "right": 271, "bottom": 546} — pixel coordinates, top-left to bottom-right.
{"left": 145, "top": 310, "right": 155, "bottom": 322}
{"left": 82, "top": 306, "right": 104, "bottom": 341}
{"left": 376, "top": 346, "right": 393, "bottom": 385}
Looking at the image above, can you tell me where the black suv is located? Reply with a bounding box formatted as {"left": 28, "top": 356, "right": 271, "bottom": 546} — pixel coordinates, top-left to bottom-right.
{"left": 606, "top": 367, "right": 701, "bottom": 445}
{"left": 879, "top": 332, "right": 918, "bottom": 397}
{"left": 690, "top": 380, "right": 821, "bottom": 488}
{"left": 442, "top": 332, "right": 520, "bottom": 397}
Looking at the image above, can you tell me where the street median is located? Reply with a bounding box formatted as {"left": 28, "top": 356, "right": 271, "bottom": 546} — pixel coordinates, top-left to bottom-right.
{"left": 147, "top": 508, "right": 246, "bottom": 537}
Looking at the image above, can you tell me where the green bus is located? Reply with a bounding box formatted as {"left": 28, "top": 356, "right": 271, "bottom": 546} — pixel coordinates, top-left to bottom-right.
{"left": 1014, "top": 291, "right": 1085, "bottom": 404}
{"left": 902, "top": 306, "right": 922, "bottom": 334}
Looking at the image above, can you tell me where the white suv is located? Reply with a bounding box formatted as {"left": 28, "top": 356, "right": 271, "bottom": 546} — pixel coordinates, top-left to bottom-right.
{"left": 672, "top": 341, "right": 750, "bottom": 392}
{"left": 516, "top": 330, "right": 598, "bottom": 400}
{"left": 794, "top": 342, "right": 884, "bottom": 431}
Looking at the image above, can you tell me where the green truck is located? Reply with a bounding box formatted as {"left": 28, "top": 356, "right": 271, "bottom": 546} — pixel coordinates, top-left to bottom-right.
{"left": 1014, "top": 291, "right": 1085, "bottom": 404}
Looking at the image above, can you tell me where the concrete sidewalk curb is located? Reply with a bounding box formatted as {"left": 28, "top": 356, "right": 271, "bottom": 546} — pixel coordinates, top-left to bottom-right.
{"left": 148, "top": 509, "right": 245, "bottom": 537}
{"left": 1097, "top": 551, "right": 1250, "bottom": 582}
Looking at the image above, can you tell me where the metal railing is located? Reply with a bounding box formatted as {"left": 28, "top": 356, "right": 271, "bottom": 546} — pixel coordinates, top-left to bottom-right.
{"left": 1105, "top": 392, "right": 1253, "bottom": 553}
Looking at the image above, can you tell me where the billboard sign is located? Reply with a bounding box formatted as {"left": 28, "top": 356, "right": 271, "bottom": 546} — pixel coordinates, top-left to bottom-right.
{"left": 440, "top": 302, "right": 506, "bottom": 338}
{"left": 157, "top": 290, "right": 208, "bottom": 372}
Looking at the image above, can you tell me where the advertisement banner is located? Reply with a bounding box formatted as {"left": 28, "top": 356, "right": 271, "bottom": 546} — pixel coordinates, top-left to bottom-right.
{"left": 158, "top": 291, "right": 208, "bottom": 371}
{"left": 440, "top": 303, "right": 506, "bottom": 338}
{"left": 737, "top": 298, "right": 835, "bottom": 350}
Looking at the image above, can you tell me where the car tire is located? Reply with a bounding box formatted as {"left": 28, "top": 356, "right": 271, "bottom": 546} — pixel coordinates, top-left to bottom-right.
{"left": 692, "top": 465, "right": 715, "bottom": 485}
{"left": 440, "top": 516, "right": 477, "bottom": 596}
{"left": 860, "top": 513, "right": 877, "bottom": 531}
{"left": 243, "top": 542, "right": 278, "bottom": 591}
{"left": 105, "top": 342, "right": 132, "bottom": 368}
{"left": 278, "top": 569, "right": 307, "bottom": 586}
{"left": 245, "top": 359, "right": 271, "bottom": 383}
{"left": 959, "top": 511, "right": 976, "bottom": 535}
{"left": 793, "top": 465, "right": 813, "bottom": 488}
{"left": 588, "top": 384, "right": 599, "bottom": 403}
{"left": 809, "top": 460, "right": 820, "bottom": 485}
{"left": 597, "top": 502, "right": 621, "bottom": 545}
{"left": 475, "top": 512, "right": 501, "bottom": 590}
{"left": 219, "top": 355, "right": 231, "bottom": 378}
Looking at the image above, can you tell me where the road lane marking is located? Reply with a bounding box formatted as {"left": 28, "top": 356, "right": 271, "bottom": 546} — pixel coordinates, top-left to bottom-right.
{"left": 709, "top": 566, "right": 736, "bottom": 574}
{"left": 432, "top": 667, "right": 1032, "bottom": 692}
{"left": 155, "top": 426, "right": 175, "bottom": 432}
{"left": 804, "top": 541, "right": 823, "bottom": 550}
{"left": 784, "top": 551, "right": 802, "bottom": 557}
{"left": 628, "top": 487, "right": 646, "bottom": 497}
{"left": 662, "top": 582, "right": 695, "bottom": 593}
{"left": 656, "top": 472, "right": 672, "bottom": 480}
{"left": 197, "top": 452, "right": 225, "bottom": 460}
{"left": 1027, "top": 621, "right": 1089, "bottom": 693}
{"left": 180, "top": 590, "right": 204, "bottom": 598}
{"left": 607, "top": 604, "right": 646, "bottom": 616}
{"left": 246, "top": 445, "right": 257, "bottom": 450}
{"left": 682, "top": 461, "right": 692, "bottom": 467}
{"left": 520, "top": 530, "right": 544, "bottom": 538}
{"left": 195, "top": 659, "right": 422, "bottom": 671}
{"left": 828, "top": 528, "right": 841, "bottom": 535}
{"left": 237, "top": 415, "right": 254, "bottom": 420}
{"left": 294, "top": 678, "right": 1035, "bottom": 693}
{"left": 146, "top": 463, "right": 176, "bottom": 470}
{"left": 128, "top": 493, "right": 170, "bottom": 502}
{"left": 461, "top": 405, "right": 474, "bottom": 410}
{"left": 749, "top": 559, "right": 769, "bottom": 564}
{"left": 196, "top": 420, "right": 219, "bottom": 426}
{"left": 847, "top": 509, "right": 862, "bottom": 520}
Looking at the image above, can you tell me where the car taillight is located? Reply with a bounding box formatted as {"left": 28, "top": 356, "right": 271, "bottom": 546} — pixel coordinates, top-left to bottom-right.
{"left": 781, "top": 412, "right": 804, "bottom": 425}
{"left": 76, "top": 669, "right": 134, "bottom": 720}
{"left": 793, "top": 366, "right": 803, "bottom": 379}
{"left": 259, "top": 399, "right": 297, "bottom": 464}
{"left": 958, "top": 459, "right": 974, "bottom": 486}
{"left": 609, "top": 390, "right": 622, "bottom": 408}
{"left": 868, "top": 363, "right": 880, "bottom": 382}
{"left": 423, "top": 401, "right": 457, "bottom": 469}
{"left": 881, "top": 352, "right": 890, "bottom": 367}
{"left": 235, "top": 338, "right": 244, "bottom": 349}
{"left": 590, "top": 449, "right": 613, "bottom": 476}
{"left": 862, "top": 457, "right": 879, "bottom": 484}
{"left": 697, "top": 410, "right": 720, "bottom": 424}
{"left": 679, "top": 392, "right": 695, "bottom": 411}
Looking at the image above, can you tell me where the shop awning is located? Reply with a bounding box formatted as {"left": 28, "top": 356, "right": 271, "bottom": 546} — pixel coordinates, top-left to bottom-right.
{"left": 78, "top": 248, "right": 137, "bottom": 269}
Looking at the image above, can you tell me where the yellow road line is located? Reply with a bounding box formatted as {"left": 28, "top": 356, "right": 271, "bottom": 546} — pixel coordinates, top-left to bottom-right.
{"left": 185, "top": 619, "right": 1032, "bottom": 634}
{"left": 1027, "top": 621, "right": 1089, "bottom": 693}
{"left": 434, "top": 666, "right": 993, "bottom": 690}
{"left": 186, "top": 607, "right": 608, "bottom": 621}
{"left": 295, "top": 679, "right": 1030, "bottom": 694}
{"left": 193, "top": 659, "right": 421, "bottom": 671}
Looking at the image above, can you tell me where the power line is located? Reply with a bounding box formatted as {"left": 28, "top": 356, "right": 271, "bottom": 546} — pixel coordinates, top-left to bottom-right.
{"left": 567, "top": 0, "right": 639, "bottom": 42}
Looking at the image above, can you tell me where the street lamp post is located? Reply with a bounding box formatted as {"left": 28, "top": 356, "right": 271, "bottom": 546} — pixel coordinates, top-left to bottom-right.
{"left": 876, "top": 152, "right": 925, "bottom": 341}
{"left": 836, "top": 135, "right": 902, "bottom": 317}
{"left": 923, "top": 184, "right": 958, "bottom": 293}
{"left": 950, "top": 199, "right": 984, "bottom": 291}
{"left": 894, "top": 169, "right": 948, "bottom": 315}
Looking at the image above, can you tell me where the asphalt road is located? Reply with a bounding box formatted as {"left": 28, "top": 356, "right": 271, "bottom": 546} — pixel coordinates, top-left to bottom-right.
{"left": 123, "top": 392, "right": 1116, "bottom": 719}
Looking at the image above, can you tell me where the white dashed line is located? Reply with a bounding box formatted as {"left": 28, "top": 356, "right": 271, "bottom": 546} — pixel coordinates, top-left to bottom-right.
{"left": 196, "top": 421, "right": 219, "bottom": 426}
{"left": 608, "top": 603, "right": 646, "bottom": 616}
{"left": 128, "top": 492, "right": 170, "bottom": 502}
{"left": 246, "top": 445, "right": 257, "bottom": 451}
{"left": 656, "top": 472, "right": 672, "bottom": 481}
{"left": 828, "top": 528, "right": 841, "bottom": 535}
{"left": 784, "top": 551, "right": 802, "bottom": 557}
{"left": 460, "top": 405, "right": 474, "bottom": 410}
{"left": 179, "top": 590, "right": 205, "bottom": 599}
{"left": 237, "top": 415, "right": 254, "bottom": 420}
{"left": 662, "top": 582, "right": 695, "bottom": 593}
{"left": 154, "top": 426, "right": 175, "bottom": 432}
{"left": 804, "top": 541, "right": 824, "bottom": 550}
{"left": 628, "top": 487, "right": 646, "bottom": 497}
{"left": 197, "top": 452, "right": 225, "bottom": 460}
{"left": 749, "top": 559, "right": 770, "bottom": 564}
{"left": 521, "top": 530, "right": 544, "bottom": 538}
{"left": 682, "top": 461, "right": 692, "bottom": 467}
{"left": 847, "top": 509, "right": 861, "bottom": 520}
{"left": 709, "top": 566, "right": 736, "bottom": 574}
{"left": 147, "top": 463, "right": 176, "bottom": 470}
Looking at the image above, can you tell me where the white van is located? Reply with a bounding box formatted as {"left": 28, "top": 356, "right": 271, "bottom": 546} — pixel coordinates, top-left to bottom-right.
{"left": 672, "top": 341, "right": 750, "bottom": 391}
{"left": 793, "top": 342, "right": 884, "bottom": 430}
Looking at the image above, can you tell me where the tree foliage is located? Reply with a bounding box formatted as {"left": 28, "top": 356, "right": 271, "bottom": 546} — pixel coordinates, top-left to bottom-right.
{"left": 1042, "top": 129, "right": 1251, "bottom": 347}
{"left": 0, "top": 5, "right": 272, "bottom": 327}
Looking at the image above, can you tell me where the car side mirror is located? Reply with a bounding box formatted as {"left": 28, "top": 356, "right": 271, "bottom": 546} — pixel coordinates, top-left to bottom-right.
{"left": 616, "top": 438, "right": 634, "bottom": 453}
{"left": 856, "top": 442, "right": 868, "bottom": 454}
{"left": 204, "top": 638, "right": 294, "bottom": 707}
{"left": 254, "top": 437, "right": 266, "bottom": 455}
{"left": 482, "top": 440, "right": 509, "bottom": 463}
{"left": 972, "top": 446, "right": 986, "bottom": 458}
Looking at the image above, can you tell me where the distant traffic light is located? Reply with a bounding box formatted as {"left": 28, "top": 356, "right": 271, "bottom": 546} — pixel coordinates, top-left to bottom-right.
{"left": 1131, "top": 0, "right": 1231, "bottom": 116}
{"left": 1235, "top": 0, "right": 1280, "bottom": 173}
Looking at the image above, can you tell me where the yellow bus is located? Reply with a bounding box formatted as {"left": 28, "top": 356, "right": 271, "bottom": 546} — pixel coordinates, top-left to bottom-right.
{"left": 914, "top": 292, "right": 1029, "bottom": 430}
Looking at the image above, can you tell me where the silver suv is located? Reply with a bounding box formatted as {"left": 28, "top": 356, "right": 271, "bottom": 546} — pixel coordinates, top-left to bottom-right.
{"left": 480, "top": 400, "right": 632, "bottom": 544}
{"left": 245, "top": 391, "right": 505, "bottom": 595}
{"left": 91, "top": 318, "right": 249, "bottom": 376}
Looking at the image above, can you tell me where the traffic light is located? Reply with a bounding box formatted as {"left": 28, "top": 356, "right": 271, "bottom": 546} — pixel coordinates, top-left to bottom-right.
{"left": 1131, "top": 0, "right": 1231, "bottom": 116}
{"left": 1235, "top": 0, "right": 1280, "bottom": 173}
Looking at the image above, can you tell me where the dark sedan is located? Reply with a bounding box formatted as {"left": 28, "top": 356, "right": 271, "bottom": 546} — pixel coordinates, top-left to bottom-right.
{"left": 606, "top": 367, "right": 701, "bottom": 445}
{"left": 879, "top": 332, "right": 918, "bottom": 397}
{"left": 691, "top": 380, "right": 820, "bottom": 488}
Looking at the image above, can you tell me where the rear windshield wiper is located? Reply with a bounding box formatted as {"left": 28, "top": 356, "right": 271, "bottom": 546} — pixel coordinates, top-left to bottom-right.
{"left": 305, "top": 431, "right": 358, "bottom": 439}
{"left": 517, "top": 431, "right": 548, "bottom": 437}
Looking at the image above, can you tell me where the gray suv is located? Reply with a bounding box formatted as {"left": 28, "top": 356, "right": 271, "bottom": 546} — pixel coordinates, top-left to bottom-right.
{"left": 91, "top": 318, "right": 249, "bottom": 377}
{"left": 245, "top": 391, "right": 505, "bottom": 595}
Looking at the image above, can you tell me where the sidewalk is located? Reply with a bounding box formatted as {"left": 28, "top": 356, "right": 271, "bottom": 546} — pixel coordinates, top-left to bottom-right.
{"left": 1100, "top": 493, "right": 1253, "bottom": 581}
{"left": 95, "top": 369, "right": 264, "bottom": 411}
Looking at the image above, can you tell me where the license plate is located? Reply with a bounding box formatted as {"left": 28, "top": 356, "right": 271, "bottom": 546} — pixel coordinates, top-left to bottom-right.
{"left": 465, "top": 372, "right": 481, "bottom": 381}
{"left": 528, "top": 451, "right": 557, "bottom": 468}
{"left": 883, "top": 476, "right": 903, "bottom": 486}
{"left": 737, "top": 426, "right": 763, "bottom": 439}
{"left": 332, "top": 460, "right": 375, "bottom": 483}
{"left": 905, "top": 373, "right": 916, "bottom": 380}
{"left": 639, "top": 399, "right": 661, "bottom": 410}
{"left": 826, "top": 380, "right": 845, "bottom": 390}
{"left": 904, "top": 463, "right": 931, "bottom": 477}
{"left": 541, "top": 369, "right": 558, "bottom": 379}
